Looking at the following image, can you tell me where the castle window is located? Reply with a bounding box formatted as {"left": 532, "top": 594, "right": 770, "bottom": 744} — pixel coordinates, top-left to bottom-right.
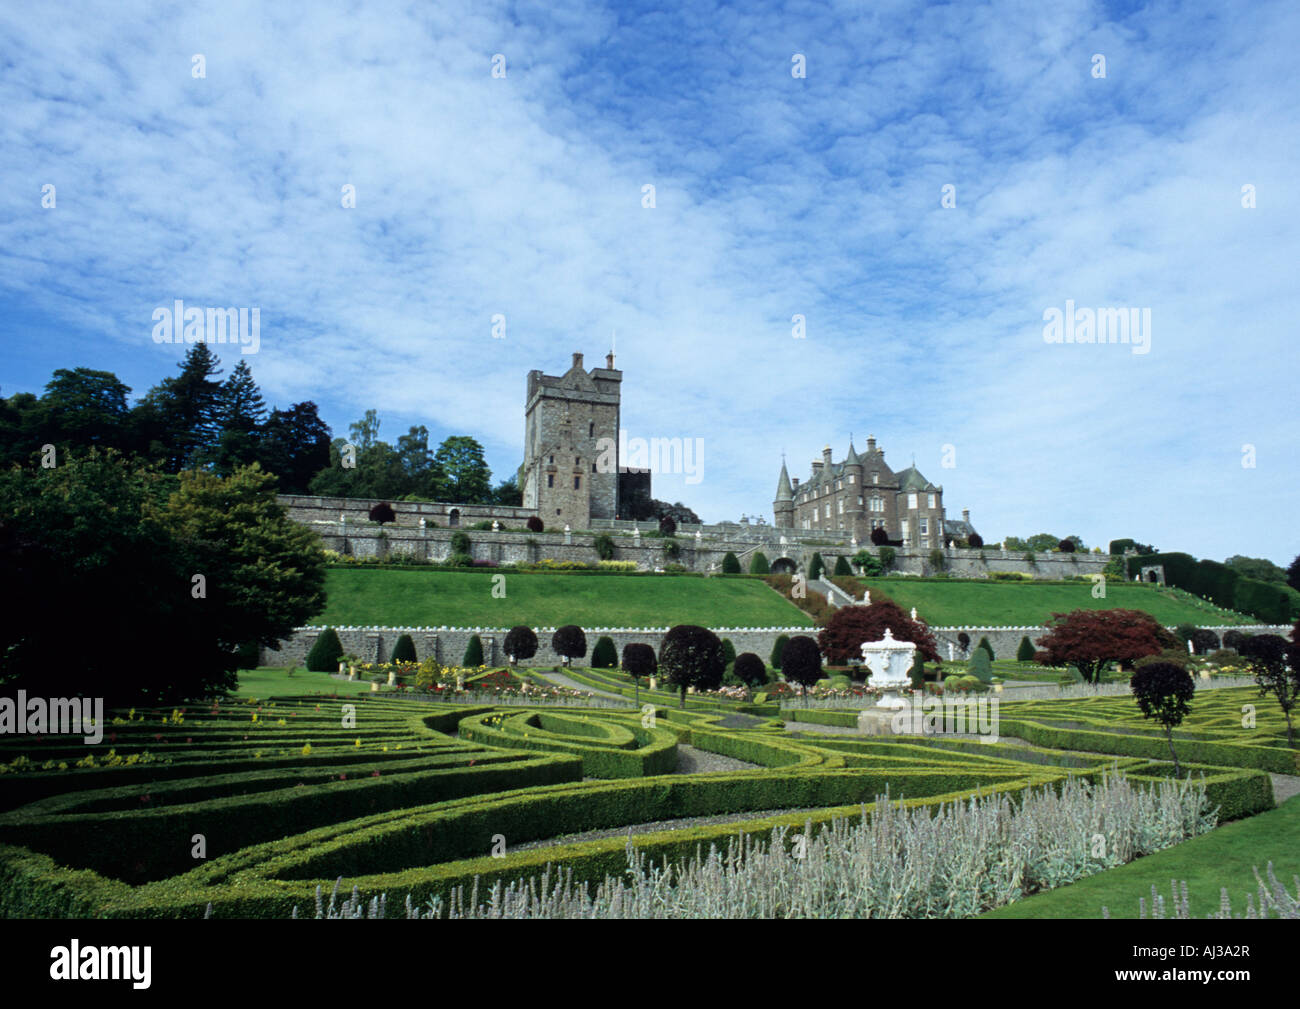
{"left": 858, "top": 496, "right": 863, "bottom": 506}
{"left": 576, "top": 457, "right": 580, "bottom": 465}
{"left": 872, "top": 472, "right": 879, "bottom": 484}
{"left": 591, "top": 463, "right": 597, "bottom": 473}
{"left": 838, "top": 500, "right": 844, "bottom": 514}
{"left": 928, "top": 493, "right": 936, "bottom": 509}
{"left": 588, "top": 422, "right": 594, "bottom": 437}
{"left": 574, "top": 476, "right": 581, "bottom": 490}
{"left": 836, "top": 481, "right": 841, "bottom": 490}
{"left": 547, "top": 475, "right": 554, "bottom": 488}
{"left": 849, "top": 475, "right": 855, "bottom": 484}
{"left": 908, "top": 493, "right": 918, "bottom": 510}
{"left": 920, "top": 518, "right": 928, "bottom": 535}
{"left": 549, "top": 455, "right": 554, "bottom": 464}
{"left": 824, "top": 504, "right": 831, "bottom": 518}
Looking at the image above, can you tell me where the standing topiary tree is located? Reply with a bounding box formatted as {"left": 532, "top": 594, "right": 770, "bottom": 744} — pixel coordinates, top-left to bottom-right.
{"left": 503, "top": 625, "right": 537, "bottom": 667}
{"left": 720, "top": 637, "right": 737, "bottom": 667}
{"left": 1130, "top": 662, "right": 1196, "bottom": 775}
{"left": 526, "top": 515, "right": 544, "bottom": 533}
{"left": 389, "top": 633, "right": 417, "bottom": 663}
{"left": 306, "top": 627, "right": 344, "bottom": 672}
{"left": 1035, "top": 608, "right": 1169, "bottom": 683}
{"left": 1241, "top": 634, "right": 1298, "bottom": 748}
{"left": 733, "top": 652, "right": 767, "bottom": 687}
{"left": 552, "top": 625, "right": 587, "bottom": 667}
{"left": 870, "top": 527, "right": 889, "bottom": 546}
{"left": 1016, "top": 636, "right": 1036, "bottom": 662}
{"left": 770, "top": 633, "right": 790, "bottom": 670}
{"left": 1223, "top": 629, "right": 1251, "bottom": 652}
{"left": 967, "top": 532, "right": 983, "bottom": 548}
{"left": 957, "top": 632, "right": 971, "bottom": 656}
{"left": 749, "top": 552, "right": 770, "bottom": 575}
{"left": 1189, "top": 629, "right": 1220, "bottom": 655}
{"left": 369, "top": 501, "right": 397, "bottom": 525}
{"left": 591, "top": 635, "right": 618, "bottom": 668}
{"left": 808, "top": 553, "right": 826, "bottom": 581}
{"left": 592, "top": 533, "right": 616, "bottom": 561}
{"left": 462, "top": 634, "right": 484, "bottom": 667}
{"left": 833, "top": 555, "right": 852, "bottom": 576}
{"left": 781, "top": 635, "right": 823, "bottom": 704}
{"left": 658, "top": 515, "right": 677, "bottom": 537}
{"left": 621, "top": 642, "right": 657, "bottom": 704}
{"left": 722, "top": 551, "right": 741, "bottom": 574}
{"left": 976, "top": 637, "right": 995, "bottom": 661}
{"left": 908, "top": 652, "right": 925, "bottom": 689}
{"left": 969, "top": 647, "right": 994, "bottom": 684}
{"left": 659, "top": 625, "right": 725, "bottom": 708}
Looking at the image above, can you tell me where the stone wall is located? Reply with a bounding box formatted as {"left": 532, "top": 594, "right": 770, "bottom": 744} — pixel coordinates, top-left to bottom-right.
{"left": 264, "top": 625, "right": 811, "bottom": 668}
{"left": 927, "top": 624, "right": 1290, "bottom": 661}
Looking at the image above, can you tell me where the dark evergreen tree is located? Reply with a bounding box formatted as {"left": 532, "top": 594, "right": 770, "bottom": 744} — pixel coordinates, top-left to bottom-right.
{"left": 749, "top": 551, "right": 770, "bottom": 575}
{"left": 306, "top": 628, "right": 344, "bottom": 672}
{"left": 1016, "top": 636, "right": 1036, "bottom": 662}
{"left": 591, "top": 635, "right": 618, "bottom": 668}
{"left": 770, "top": 633, "right": 790, "bottom": 670}
{"left": 390, "top": 633, "right": 417, "bottom": 663}
{"left": 462, "top": 634, "right": 485, "bottom": 667}
{"left": 833, "top": 555, "right": 852, "bottom": 576}
{"left": 722, "top": 551, "right": 741, "bottom": 574}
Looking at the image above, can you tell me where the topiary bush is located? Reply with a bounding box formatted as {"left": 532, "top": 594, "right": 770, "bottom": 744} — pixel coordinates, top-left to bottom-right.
{"left": 620, "top": 642, "right": 657, "bottom": 703}
{"left": 504, "top": 625, "right": 537, "bottom": 666}
{"left": 749, "top": 552, "right": 770, "bottom": 575}
{"left": 390, "top": 634, "right": 417, "bottom": 663}
{"left": 1016, "top": 636, "right": 1036, "bottom": 662}
{"left": 722, "top": 552, "right": 741, "bottom": 574}
{"left": 967, "top": 532, "right": 983, "bottom": 548}
{"left": 808, "top": 553, "right": 825, "bottom": 580}
{"left": 1189, "top": 629, "right": 1220, "bottom": 655}
{"left": 462, "top": 634, "right": 484, "bottom": 667}
{"left": 450, "top": 531, "right": 471, "bottom": 555}
{"left": 771, "top": 634, "right": 790, "bottom": 670}
{"left": 733, "top": 652, "right": 767, "bottom": 687}
{"left": 957, "top": 632, "right": 971, "bottom": 654}
{"left": 969, "top": 647, "right": 994, "bottom": 683}
{"left": 833, "top": 555, "right": 852, "bottom": 576}
{"left": 781, "top": 636, "right": 823, "bottom": 700}
{"left": 659, "top": 624, "right": 725, "bottom": 707}
{"left": 305, "top": 628, "right": 344, "bottom": 672}
{"left": 526, "top": 516, "right": 544, "bottom": 533}
{"left": 552, "top": 625, "right": 587, "bottom": 666}
{"left": 977, "top": 637, "right": 995, "bottom": 661}
{"left": 720, "top": 638, "right": 737, "bottom": 667}
{"left": 1057, "top": 538, "right": 1075, "bottom": 553}
{"left": 928, "top": 549, "right": 945, "bottom": 572}
{"left": 591, "top": 636, "right": 618, "bottom": 668}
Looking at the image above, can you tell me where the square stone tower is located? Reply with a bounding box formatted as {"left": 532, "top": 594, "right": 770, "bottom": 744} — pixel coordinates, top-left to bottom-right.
{"left": 520, "top": 351, "right": 621, "bottom": 528}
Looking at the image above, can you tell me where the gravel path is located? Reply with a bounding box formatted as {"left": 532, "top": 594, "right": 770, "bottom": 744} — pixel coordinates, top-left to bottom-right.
{"left": 675, "top": 743, "right": 760, "bottom": 774}
{"left": 540, "top": 670, "right": 627, "bottom": 700}
{"left": 784, "top": 720, "right": 861, "bottom": 735}
{"left": 511, "top": 807, "right": 828, "bottom": 853}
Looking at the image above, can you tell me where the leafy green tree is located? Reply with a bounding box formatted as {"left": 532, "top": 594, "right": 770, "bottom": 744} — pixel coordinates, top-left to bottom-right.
{"left": 434, "top": 435, "right": 492, "bottom": 503}
{"left": 307, "top": 629, "right": 344, "bottom": 671}
{"left": 208, "top": 359, "right": 266, "bottom": 474}
{"left": 257, "top": 402, "right": 332, "bottom": 494}
{"left": 852, "top": 550, "right": 883, "bottom": 576}
{"left": 492, "top": 475, "right": 522, "bottom": 506}
{"left": 39, "top": 367, "right": 133, "bottom": 453}
{"left": 1241, "top": 634, "right": 1298, "bottom": 748}
{"left": 139, "top": 344, "right": 225, "bottom": 471}
{"left": 733, "top": 652, "right": 767, "bottom": 687}
{"left": 1130, "top": 662, "right": 1196, "bottom": 774}
{"left": 908, "top": 653, "right": 925, "bottom": 689}
{"left": 1286, "top": 555, "right": 1300, "bottom": 593}
{"left": 591, "top": 636, "right": 618, "bottom": 668}
{"left": 1224, "top": 555, "right": 1287, "bottom": 585}
{"left": 552, "top": 625, "right": 587, "bottom": 666}
{"left": 390, "top": 633, "right": 417, "bottom": 663}
{"left": 593, "top": 534, "right": 616, "bottom": 561}
{"left": 749, "top": 551, "right": 770, "bottom": 575}
{"left": 722, "top": 551, "right": 741, "bottom": 574}
{"left": 462, "top": 634, "right": 485, "bottom": 667}
{"left": 780, "top": 636, "right": 823, "bottom": 704}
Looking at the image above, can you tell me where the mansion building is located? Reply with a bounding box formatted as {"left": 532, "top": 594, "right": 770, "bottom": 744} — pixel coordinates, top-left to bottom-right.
{"left": 773, "top": 438, "right": 978, "bottom": 549}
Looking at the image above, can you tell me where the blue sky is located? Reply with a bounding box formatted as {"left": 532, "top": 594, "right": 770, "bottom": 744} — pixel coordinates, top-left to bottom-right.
{"left": 1, "top": 0, "right": 1296, "bottom": 564}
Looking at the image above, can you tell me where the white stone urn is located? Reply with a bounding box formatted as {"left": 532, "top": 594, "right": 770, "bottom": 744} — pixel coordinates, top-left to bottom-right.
{"left": 387, "top": 669, "right": 396, "bottom": 686}
{"left": 860, "top": 629, "right": 916, "bottom": 709}
{"left": 648, "top": 675, "right": 657, "bottom": 690}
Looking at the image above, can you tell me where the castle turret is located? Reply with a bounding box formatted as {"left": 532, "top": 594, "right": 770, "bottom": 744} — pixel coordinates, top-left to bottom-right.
{"left": 773, "top": 460, "right": 795, "bottom": 528}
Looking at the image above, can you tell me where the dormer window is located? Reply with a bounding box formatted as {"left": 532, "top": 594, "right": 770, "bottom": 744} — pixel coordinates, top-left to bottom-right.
{"left": 872, "top": 472, "right": 879, "bottom": 484}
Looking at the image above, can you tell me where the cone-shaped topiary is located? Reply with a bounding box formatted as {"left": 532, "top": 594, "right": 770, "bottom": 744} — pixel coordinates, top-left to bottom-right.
{"left": 390, "top": 633, "right": 417, "bottom": 663}
{"left": 977, "top": 636, "right": 995, "bottom": 661}
{"left": 722, "top": 551, "right": 741, "bottom": 574}
{"left": 833, "top": 555, "right": 852, "bottom": 576}
{"left": 908, "top": 652, "right": 925, "bottom": 688}
{"left": 970, "top": 647, "right": 994, "bottom": 683}
{"left": 306, "top": 628, "right": 344, "bottom": 672}
{"left": 809, "top": 553, "right": 825, "bottom": 580}
{"left": 771, "top": 633, "right": 790, "bottom": 670}
{"left": 720, "top": 637, "right": 737, "bottom": 666}
{"left": 749, "top": 551, "right": 770, "bottom": 575}
{"left": 1016, "top": 636, "right": 1036, "bottom": 662}
{"left": 462, "top": 634, "right": 484, "bottom": 667}
{"left": 591, "top": 635, "right": 618, "bottom": 668}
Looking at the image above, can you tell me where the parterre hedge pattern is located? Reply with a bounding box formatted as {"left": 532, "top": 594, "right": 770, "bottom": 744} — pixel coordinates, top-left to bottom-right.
{"left": 0, "top": 686, "right": 1279, "bottom": 918}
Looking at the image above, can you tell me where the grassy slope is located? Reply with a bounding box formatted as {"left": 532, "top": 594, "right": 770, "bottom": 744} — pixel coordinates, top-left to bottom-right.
{"left": 237, "top": 666, "right": 376, "bottom": 697}
{"left": 860, "top": 579, "right": 1254, "bottom": 627}
{"left": 984, "top": 794, "right": 1300, "bottom": 919}
{"left": 313, "top": 570, "right": 814, "bottom": 629}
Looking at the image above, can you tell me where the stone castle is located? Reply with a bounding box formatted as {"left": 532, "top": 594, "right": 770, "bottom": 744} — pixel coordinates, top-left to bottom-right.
{"left": 774, "top": 440, "right": 979, "bottom": 549}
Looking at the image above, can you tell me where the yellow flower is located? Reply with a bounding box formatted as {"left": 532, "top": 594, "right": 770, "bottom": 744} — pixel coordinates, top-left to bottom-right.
{"left": 302, "top": 743, "right": 313, "bottom": 756}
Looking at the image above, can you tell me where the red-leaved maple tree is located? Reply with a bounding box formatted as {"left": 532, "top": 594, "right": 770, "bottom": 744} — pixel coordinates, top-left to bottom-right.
{"left": 817, "top": 599, "right": 940, "bottom": 665}
{"left": 1033, "top": 608, "right": 1168, "bottom": 683}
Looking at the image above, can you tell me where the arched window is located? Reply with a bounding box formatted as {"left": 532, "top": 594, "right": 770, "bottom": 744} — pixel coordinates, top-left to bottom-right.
{"left": 448, "top": 508, "right": 460, "bottom": 527}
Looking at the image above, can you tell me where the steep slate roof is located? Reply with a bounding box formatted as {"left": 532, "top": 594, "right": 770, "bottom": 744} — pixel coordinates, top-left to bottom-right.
{"left": 775, "top": 462, "right": 794, "bottom": 502}
{"left": 943, "top": 518, "right": 978, "bottom": 538}
{"left": 895, "top": 465, "right": 937, "bottom": 493}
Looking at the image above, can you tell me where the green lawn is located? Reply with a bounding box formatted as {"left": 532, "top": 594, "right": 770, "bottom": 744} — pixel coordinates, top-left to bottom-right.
{"left": 860, "top": 579, "right": 1255, "bottom": 627}
{"left": 236, "top": 665, "right": 376, "bottom": 697}
{"left": 984, "top": 794, "right": 1300, "bottom": 919}
{"left": 313, "top": 570, "right": 814, "bottom": 628}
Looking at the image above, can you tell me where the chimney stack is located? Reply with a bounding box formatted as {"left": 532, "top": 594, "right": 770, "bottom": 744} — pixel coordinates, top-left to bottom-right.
{"left": 867, "top": 435, "right": 876, "bottom": 452}
{"left": 606, "top": 351, "right": 615, "bottom": 369}
{"left": 572, "top": 352, "right": 584, "bottom": 370}
{"left": 822, "top": 445, "right": 833, "bottom": 468}
{"left": 962, "top": 508, "right": 970, "bottom": 523}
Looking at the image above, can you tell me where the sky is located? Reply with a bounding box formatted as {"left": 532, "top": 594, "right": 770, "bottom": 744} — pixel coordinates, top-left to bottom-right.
{"left": 1, "top": 0, "right": 1296, "bottom": 564}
